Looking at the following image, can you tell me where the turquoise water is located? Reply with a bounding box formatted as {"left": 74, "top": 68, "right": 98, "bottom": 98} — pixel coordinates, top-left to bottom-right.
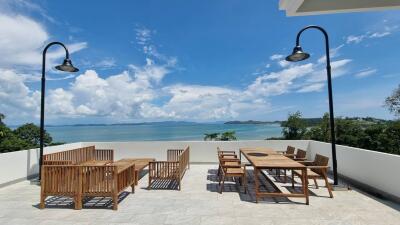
{"left": 46, "top": 123, "right": 282, "bottom": 143}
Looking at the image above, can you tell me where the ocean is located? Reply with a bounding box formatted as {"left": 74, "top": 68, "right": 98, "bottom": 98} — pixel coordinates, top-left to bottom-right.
{"left": 46, "top": 123, "right": 283, "bottom": 143}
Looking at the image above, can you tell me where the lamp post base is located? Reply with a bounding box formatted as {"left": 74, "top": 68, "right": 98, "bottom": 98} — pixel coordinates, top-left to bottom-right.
{"left": 332, "top": 183, "right": 351, "bottom": 191}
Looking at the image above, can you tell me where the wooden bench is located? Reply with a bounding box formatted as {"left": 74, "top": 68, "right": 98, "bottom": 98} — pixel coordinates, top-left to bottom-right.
{"left": 148, "top": 146, "right": 190, "bottom": 190}
{"left": 40, "top": 162, "right": 136, "bottom": 210}
{"left": 43, "top": 146, "right": 114, "bottom": 165}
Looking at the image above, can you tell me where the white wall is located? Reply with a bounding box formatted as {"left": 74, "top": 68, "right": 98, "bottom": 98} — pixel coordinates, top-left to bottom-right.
{"left": 308, "top": 140, "right": 400, "bottom": 199}
{"left": 0, "top": 143, "right": 83, "bottom": 187}
{"left": 82, "top": 140, "right": 309, "bottom": 163}
{"left": 1, "top": 140, "right": 399, "bottom": 201}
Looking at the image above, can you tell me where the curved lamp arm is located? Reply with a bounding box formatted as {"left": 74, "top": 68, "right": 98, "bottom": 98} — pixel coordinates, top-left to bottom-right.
{"left": 42, "top": 42, "right": 70, "bottom": 79}
{"left": 295, "top": 25, "right": 331, "bottom": 67}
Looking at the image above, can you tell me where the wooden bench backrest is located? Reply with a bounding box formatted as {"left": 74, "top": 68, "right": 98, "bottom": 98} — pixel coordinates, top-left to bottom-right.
{"left": 43, "top": 146, "right": 114, "bottom": 165}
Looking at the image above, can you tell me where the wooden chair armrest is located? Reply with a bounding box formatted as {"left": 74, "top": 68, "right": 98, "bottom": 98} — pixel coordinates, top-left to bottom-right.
{"left": 299, "top": 161, "right": 314, "bottom": 165}
{"left": 221, "top": 164, "right": 241, "bottom": 169}
{"left": 294, "top": 157, "right": 307, "bottom": 161}
{"left": 307, "top": 165, "right": 329, "bottom": 169}
{"left": 219, "top": 158, "right": 240, "bottom": 162}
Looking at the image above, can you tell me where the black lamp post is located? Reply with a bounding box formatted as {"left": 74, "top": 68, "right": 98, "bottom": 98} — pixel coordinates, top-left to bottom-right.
{"left": 38, "top": 42, "right": 79, "bottom": 181}
{"left": 285, "top": 25, "right": 338, "bottom": 185}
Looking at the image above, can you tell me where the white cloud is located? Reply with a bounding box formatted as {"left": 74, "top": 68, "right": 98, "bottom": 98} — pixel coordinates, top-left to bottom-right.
{"left": 0, "top": 14, "right": 86, "bottom": 69}
{"left": 297, "top": 83, "right": 325, "bottom": 93}
{"left": 278, "top": 60, "right": 290, "bottom": 68}
{"left": 270, "top": 54, "right": 284, "bottom": 60}
{"left": 346, "top": 35, "right": 365, "bottom": 44}
{"left": 369, "top": 32, "right": 390, "bottom": 38}
{"left": 354, "top": 68, "right": 377, "bottom": 78}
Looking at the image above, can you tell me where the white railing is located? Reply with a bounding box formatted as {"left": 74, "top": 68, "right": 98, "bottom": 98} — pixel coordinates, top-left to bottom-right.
{"left": 0, "top": 140, "right": 399, "bottom": 201}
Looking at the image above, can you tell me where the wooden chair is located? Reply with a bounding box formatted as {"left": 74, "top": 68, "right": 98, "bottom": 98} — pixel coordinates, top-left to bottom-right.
{"left": 216, "top": 147, "right": 240, "bottom": 176}
{"left": 294, "top": 149, "right": 307, "bottom": 161}
{"left": 292, "top": 154, "right": 333, "bottom": 198}
{"left": 218, "top": 156, "right": 247, "bottom": 194}
{"left": 276, "top": 146, "right": 296, "bottom": 182}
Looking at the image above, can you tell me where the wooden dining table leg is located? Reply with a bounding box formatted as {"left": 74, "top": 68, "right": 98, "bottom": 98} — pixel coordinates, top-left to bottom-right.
{"left": 254, "top": 167, "right": 259, "bottom": 203}
{"left": 303, "top": 168, "right": 309, "bottom": 205}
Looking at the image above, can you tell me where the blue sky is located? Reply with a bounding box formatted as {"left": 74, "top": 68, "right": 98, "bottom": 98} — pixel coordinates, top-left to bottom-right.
{"left": 1, "top": 0, "right": 400, "bottom": 125}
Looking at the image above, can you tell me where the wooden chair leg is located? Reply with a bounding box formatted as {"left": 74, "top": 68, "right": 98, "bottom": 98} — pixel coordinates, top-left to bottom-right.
{"left": 284, "top": 169, "right": 287, "bottom": 183}
{"left": 291, "top": 170, "right": 295, "bottom": 188}
{"left": 148, "top": 177, "right": 152, "bottom": 189}
{"left": 243, "top": 174, "right": 247, "bottom": 194}
{"left": 131, "top": 184, "right": 135, "bottom": 193}
{"left": 178, "top": 179, "right": 181, "bottom": 191}
{"left": 323, "top": 174, "right": 334, "bottom": 198}
{"left": 219, "top": 175, "right": 225, "bottom": 193}
{"left": 313, "top": 178, "right": 319, "bottom": 189}
{"left": 217, "top": 165, "right": 221, "bottom": 176}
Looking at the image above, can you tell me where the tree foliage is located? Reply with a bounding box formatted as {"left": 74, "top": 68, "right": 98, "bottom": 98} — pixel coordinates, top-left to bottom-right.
{"left": 385, "top": 85, "right": 400, "bottom": 117}
{"left": 281, "top": 111, "right": 307, "bottom": 140}
{"left": 0, "top": 114, "right": 59, "bottom": 153}
{"left": 203, "top": 131, "right": 237, "bottom": 141}
{"left": 271, "top": 111, "right": 400, "bottom": 155}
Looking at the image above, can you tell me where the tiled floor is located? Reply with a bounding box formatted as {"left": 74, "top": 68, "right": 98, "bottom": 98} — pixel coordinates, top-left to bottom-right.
{"left": 0, "top": 164, "right": 399, "bottom": 225}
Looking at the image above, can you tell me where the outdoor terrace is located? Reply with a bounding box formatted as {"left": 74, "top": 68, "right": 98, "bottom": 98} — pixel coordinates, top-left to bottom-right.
{"left": 0, "top": 140, "right": 399, "bottom": 224}
{"left": 0, "top": 164, "right": 399, "bottom": 225}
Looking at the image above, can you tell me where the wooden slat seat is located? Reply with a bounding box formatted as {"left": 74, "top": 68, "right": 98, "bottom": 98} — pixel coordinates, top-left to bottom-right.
{"left": 293, "top": 169, "right": 319, "bottom": 177}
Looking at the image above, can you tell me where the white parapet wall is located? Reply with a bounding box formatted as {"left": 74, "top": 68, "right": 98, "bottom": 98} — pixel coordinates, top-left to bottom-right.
{"left": 82, "top": 140, "right": 309, "bottom": 163}
{"left": 0, "top": 140, "right": 399, "bottom": 201}
{"left": 0, "top": 142, "right": 83, "bottom": 187}
{"left": 308, "top": 141, "right": 400, "bottom": 200}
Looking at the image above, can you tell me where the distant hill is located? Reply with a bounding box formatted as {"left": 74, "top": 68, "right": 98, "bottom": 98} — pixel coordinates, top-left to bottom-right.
{"left": 224, "top": 120, "right": 281, "bottom": 125}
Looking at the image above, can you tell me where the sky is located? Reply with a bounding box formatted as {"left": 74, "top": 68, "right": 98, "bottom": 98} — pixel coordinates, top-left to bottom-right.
{"left": 1, "top": 0, "right": 400, "bottom": 125}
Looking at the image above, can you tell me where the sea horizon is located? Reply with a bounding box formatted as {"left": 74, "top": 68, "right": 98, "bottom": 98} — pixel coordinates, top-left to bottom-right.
{"left": 43, "top": 122, "right": 283, "bottom": 143}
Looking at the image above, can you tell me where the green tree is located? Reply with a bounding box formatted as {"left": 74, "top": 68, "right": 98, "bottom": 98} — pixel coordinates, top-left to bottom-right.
{"left": 14, "top": 123, "right": 52, "bottom": 147}
{"left": 203, "top": 133, "right": 220, "bottom": 141}
{"left": 220, "top": 131, "right": 237, "bottom": 141}
{"left": 0, "top": 113, "right": 5, "bottom": 125}
{"left": 381, "top": 121, "right": 400, "bottom": 155}
{"left": 385, "top": 85, "right": 400, "bottom": 117}
{"left": 281, "top": 111, "right": 307, "bottom": 140}
{"left": 304, "top": 113, "right": 330, "bottom": 142}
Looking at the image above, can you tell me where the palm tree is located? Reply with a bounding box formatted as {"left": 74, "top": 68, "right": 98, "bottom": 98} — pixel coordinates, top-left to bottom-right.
{"left": 203, "top": 133, "right": 220, "bottom": 141}
{"left": 220, "top": 131, "right": 237, "bottom": 141}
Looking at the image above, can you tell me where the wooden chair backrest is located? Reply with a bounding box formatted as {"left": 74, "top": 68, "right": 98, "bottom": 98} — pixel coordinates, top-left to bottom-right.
{"left": 296, "top": 149, "right": 307, "bottom": 159}
{"left": 286, "top": 146, "right": 295, "bottom": 154}
{"left": 311, "top": 154, "right": 329, "bottom": 175}
{"left": 217, "top": 147, "right": 236, "bottom": 157}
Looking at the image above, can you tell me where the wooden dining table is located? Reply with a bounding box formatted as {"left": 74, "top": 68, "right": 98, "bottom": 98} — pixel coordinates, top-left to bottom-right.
{"left": 239, "top": 147, "right": 309, "bottom": 204}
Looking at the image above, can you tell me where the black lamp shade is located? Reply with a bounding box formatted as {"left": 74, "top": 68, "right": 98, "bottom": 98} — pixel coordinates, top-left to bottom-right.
{"left": 55, "top": 59, "right": 79, "bottom": 72}
{"left": 285, "top": 46, "right": 310, "bottom": 62}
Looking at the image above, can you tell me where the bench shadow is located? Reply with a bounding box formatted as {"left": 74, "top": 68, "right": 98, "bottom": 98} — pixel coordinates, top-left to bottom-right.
{"left": 32, "top": 191, "right": 130, "bottom": 210}
{"left": 145, "top": 179, "right": 179, "bottom": 190}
